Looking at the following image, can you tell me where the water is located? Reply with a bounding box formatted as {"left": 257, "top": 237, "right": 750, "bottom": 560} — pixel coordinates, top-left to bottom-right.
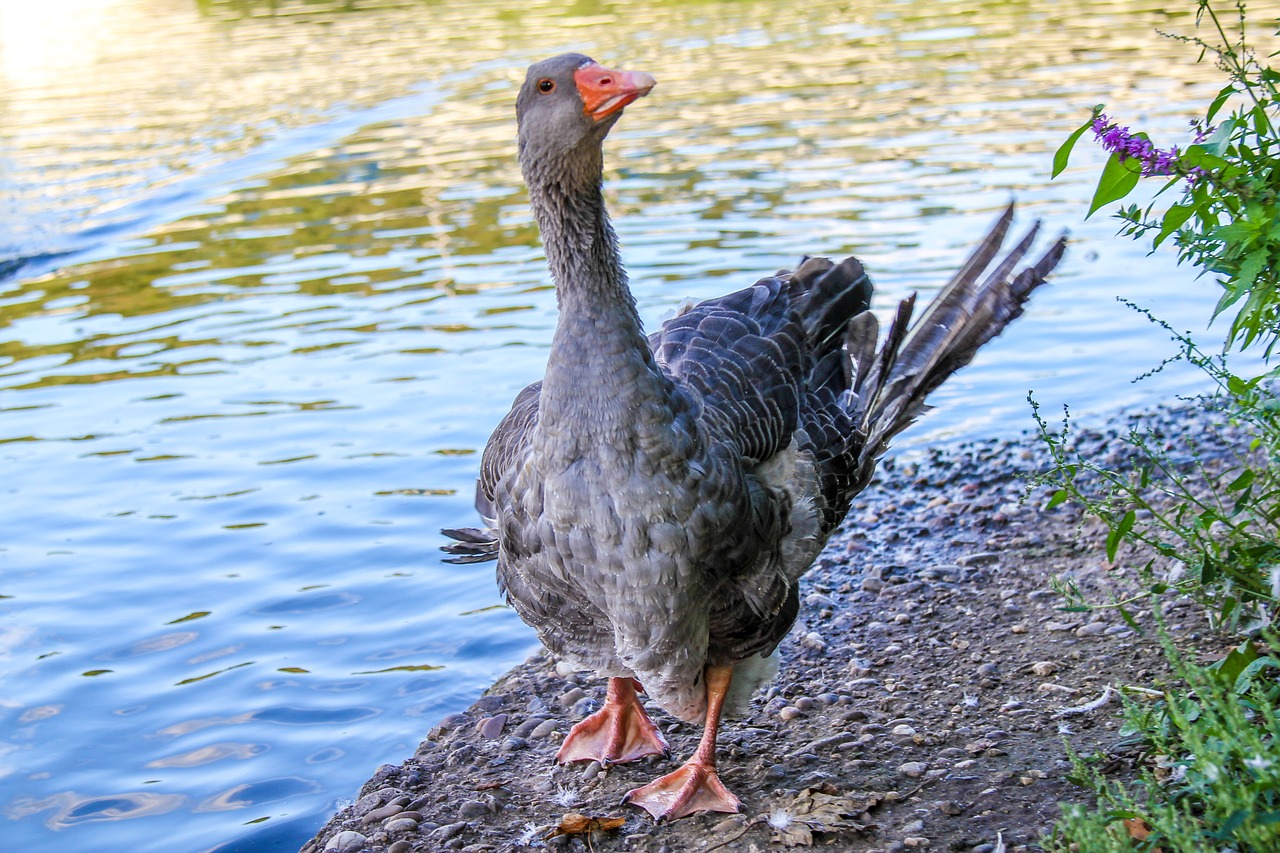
{"left": 1, "top": 0, "right": 1267, "bottom": 850}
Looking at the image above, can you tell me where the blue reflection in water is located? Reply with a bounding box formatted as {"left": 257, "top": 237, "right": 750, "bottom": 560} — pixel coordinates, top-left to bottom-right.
{"left": 0, "top": 1, "right": 1251, "bottom": 853}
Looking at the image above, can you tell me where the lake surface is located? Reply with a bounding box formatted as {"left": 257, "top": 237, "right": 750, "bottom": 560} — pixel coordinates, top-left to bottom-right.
{"left": 0, "top": 0, "right": 1262, "bottom": 850}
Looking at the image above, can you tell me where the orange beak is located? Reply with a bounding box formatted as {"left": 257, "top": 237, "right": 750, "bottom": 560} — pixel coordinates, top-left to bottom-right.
{"left": 573, "top": 62, "right": 657, "bottom": 121}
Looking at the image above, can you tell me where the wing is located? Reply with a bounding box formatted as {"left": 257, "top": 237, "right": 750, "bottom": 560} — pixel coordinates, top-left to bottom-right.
{"left": 440, "top": 380, "right": 540, "bottom": 563}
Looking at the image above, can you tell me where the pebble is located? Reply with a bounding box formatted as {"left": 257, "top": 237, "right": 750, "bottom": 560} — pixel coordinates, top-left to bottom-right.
{"left": 513, "top": 716, "right": 550, "bottom": 737}
{"left": 430, "top": 821, "right": 468, "bottom": 842}
{"left": 892, "top": 724, "right": 917, "bottom": 738}
{"left": 898, "top": 761, "right": 928, "bottom": 778}
{"left": 1076, "top": 622, "right": 1108, "bottom": 637}
{"left": 779, "top": 706, "right": 803, "bottom": 721}
{"left": 801, "top": 631, "right": 826, "bottom": 652}
{"left": 976, "top": 663, "right": 999, "bottom": 677}
{"left": 572, "top": 696, "right": 599, "bottom": 717}
{"left": 902, "top": 819, "right": 925, "bottom": 833}
{"left": 793, "top": 696, "right": 817, "bottom": 711}
{"left": 439, "top": 713, "right": 469, "bottom": 729}
{"left": 558, "top": 687, "right": 586, "bottom": 707}
{"left": 361, "top": 803, "right": 403, "bottom": 825}
{"left": 903, "top": 837, "right": 930, "bottom": 848}
{"left": 1045, "top": 621, "right": 1078, "bottom": 632}
{"left": 473, "top": 695, "right": 504, "bottom": 712}
{"left": 324, "top": 831, "right": 367, "bottom": 853}
{"left": 1030, "top": 661, "right": 1059, "bottom": 676}
{"left": 388, "top": 842, "right": 413, "bottom": 853}
{"left": 957, "top": 551, "right": 999, "bottom": 567}
{"left": 581, "top": 760, "right": 604, "bottom": 781}
{"left": 385, "top": 817, "right": 419, "bottom": 833}
{"left": 1009, "top": 624, "right": 1028, "bottom": 634}
{"left": 477, "top": 714, "right": 507, "bottom": 739}
{"left": 530, "top": 719, "right": 560, "bottom": 739}
{"left": 457, "top": 799, "right": 489, "bottom": 819}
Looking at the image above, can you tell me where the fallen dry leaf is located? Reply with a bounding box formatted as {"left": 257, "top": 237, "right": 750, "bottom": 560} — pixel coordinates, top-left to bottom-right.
{"left": 769, "top": 786, "right": 872, "bottom": 847}
{"left": 544, "top": 812, "right": 626, "bottom": 840}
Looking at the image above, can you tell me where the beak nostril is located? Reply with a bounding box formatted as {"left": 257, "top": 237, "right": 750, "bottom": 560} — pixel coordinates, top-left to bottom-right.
{"left": 599, "top": 77, "right": 612, "bottom": 86}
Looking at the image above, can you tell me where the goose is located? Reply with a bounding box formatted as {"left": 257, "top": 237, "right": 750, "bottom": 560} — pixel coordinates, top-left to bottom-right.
{"left": 444, "top": 52, "right": 1065, "bottom": 821}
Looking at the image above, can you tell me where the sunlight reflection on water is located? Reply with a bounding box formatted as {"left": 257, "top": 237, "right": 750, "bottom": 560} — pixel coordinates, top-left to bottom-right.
{"left": 1, "top": 0, "right": 1270, "bottom": 851}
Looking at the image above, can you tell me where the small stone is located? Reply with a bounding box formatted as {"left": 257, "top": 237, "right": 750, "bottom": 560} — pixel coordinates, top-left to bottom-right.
{"left": 473, "top": 695, "right": 505, "bottom": 712}
{"left": 779, "top": 706, "right": 803, "bottom": 721}
{"left": 558, "top": 687, "right": 586, "bottom": 707}
{"left": 849, "top": 658, "right": 874, "bottom": 677}
{"left": 898, "top": 761, "right": 928, "bottom": 778}
{"left": 1030, "top": 661, "right": 1059, "bottom": 676}
{"left": 514, "top": 716, "right": 551, "bottom": 737}
{"left": 324, "top": 832, "right": 367, "bottom": 853}
{"left": 765, "top": 763, "right": 787, "bottom": 780}
{"left": 938, "top": 800, "right": 967, "bottom": 816}
{"left": 976, "top": 663, "right": 999, "bottom": 677}
{"left": 477, "top": 714, "right": 508, "bottom": 739}
{"left": 430, "top": 821, "right": 468, "bottom": 842}
{"left": 801, "top": 631, "right": 826, "bottom": 652}
{"left": 1038, "top": 683, "right": 1077, "bottom": 696}
{"left": 957, "top": 551, "right": 999, "bottom": 567}
{"left": 892, "top": 613, "right": 911, "bottom": 624}
{"left": 711, "top": 816, "right": 747, "bottom": 833}
{"left": 531, "top": 719, "right": 560, "bottom": 739}
{"left": 554, "top": 661, "right": 579, "bottom": 678}
{"left": 861, "top": 577, "right": 886, "bottom": 593}
{"left": 457, "top": 799, "right": 489, "bottom": 819}
{"left": 361, "top": 803, "right": 403, "bottom": 825}
{"left": 1009, "top": 624, "right": 1028, "bottom": 634}
{"left": 388, "top": 842, "right": 413, "bottom": 853}
{"left": 439, "top": 713, "right": 469, "bottom": 729}
{"left": 1045, "top": 621, "right": 1078, "bottom": 632}
{"left": 572, "top": 696, "right": 599, "bottom": 717}
{"left": 386, "top": 818, "right": 419, "bottom": 833}
{"left": 1076, "top": 622, "right": 1108, "bottom": 637}
{"left": 902, "top": 819, "right": 925, "bottom": 833}
{"left": 903, "top": 837, "right": 930, "bottom": 848}
{"left": 793, "top": 696, "right": 817, "bottom": 711}
{"left": 581, "top": 760, "right": 603, "bottom": 781}
{"left": 892, "top": 724, "right": 917, "bottom": 738}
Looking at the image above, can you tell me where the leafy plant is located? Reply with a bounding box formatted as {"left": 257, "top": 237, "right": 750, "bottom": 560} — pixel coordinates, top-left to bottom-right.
{"left": 1029, "top": 311, "right": 1280, "bottom": 631}
{"left": 1047, "top": 635, "right": 1280, "bottom": 853}
{"left": 1054, "top": 0, "right": 1280, "bottom": 356}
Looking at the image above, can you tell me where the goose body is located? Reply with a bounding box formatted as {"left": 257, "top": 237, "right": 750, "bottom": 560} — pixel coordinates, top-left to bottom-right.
{"left": 444, "top": 53, "right": 1066, "bottom": 819}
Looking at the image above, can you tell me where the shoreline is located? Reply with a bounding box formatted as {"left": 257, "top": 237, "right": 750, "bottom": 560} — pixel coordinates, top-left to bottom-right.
{"left": 303, "top": 403, "right": 1228, "bottom": 853}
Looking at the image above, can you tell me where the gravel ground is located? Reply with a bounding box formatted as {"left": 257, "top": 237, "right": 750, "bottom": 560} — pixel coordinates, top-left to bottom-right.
{"left": 304, "top": 405, "right": 1237, "bottom": 853}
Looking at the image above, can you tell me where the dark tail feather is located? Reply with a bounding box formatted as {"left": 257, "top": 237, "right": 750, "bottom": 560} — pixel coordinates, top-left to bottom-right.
{"left": 849, "top": 205, "right": 1067, "bottom": 469}
{"left": 796, "top": 256, "right": 874, "bottom": 350}
{"left": 441, "top": 526, "right": 499, "bottom": 564}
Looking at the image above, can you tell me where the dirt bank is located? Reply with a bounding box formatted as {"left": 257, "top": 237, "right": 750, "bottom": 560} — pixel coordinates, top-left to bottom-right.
{"left": 304, "top": 406, "right": 1227, "bottom": 853}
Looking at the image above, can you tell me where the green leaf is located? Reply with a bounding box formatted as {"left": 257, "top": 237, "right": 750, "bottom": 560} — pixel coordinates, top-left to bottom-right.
{"left": 1206, "top": 83, "right": 1235, "bottom": 124}
{"left": 1154, "top": 203, "right": 1197, "bottom": 249}
{"left": 1088, "top": 153, "right": 1142, "bottom": 218}
{"left": 1105, "top": 509, "right": 1135, "bottom": 562}
{"left": 1053, "top": 117, "right": 1096, "bottom": 178}
{"left": 1046, "top": 488, "right": 1069, "bottom": 509}
{"left": 1226, "top": 469, "right": 1256, "bottom": 492}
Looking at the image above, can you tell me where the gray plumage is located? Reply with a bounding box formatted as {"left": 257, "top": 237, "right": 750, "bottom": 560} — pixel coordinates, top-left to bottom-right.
{"left": 444, "top": 53, "right": 1066, "bottom": 723}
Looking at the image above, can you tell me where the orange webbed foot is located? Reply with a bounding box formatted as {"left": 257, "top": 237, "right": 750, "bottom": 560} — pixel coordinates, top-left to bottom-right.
{"left": 556, "top": 677, "right": 668, "bottom": 765}
{"left": 623, "top": 760, "right": 741, "bottom": 821}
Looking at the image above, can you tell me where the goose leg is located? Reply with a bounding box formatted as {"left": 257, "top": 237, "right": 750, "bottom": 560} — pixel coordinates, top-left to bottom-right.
{"left": 556, "top": 677, "right": 669, "bottom": 765}
{"left": 623, "top": 664, "right": 741, "bottom": 821}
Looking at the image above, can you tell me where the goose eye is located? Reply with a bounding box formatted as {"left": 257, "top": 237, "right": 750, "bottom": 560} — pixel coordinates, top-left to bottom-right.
{"left": 537, "top": 79, "right": 555, "bottom": 93}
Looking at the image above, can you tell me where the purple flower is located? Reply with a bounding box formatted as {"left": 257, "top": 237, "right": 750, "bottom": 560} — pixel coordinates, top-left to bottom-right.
{"left": 1091, "top": 112, "right": 1183, "bottom": 177}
